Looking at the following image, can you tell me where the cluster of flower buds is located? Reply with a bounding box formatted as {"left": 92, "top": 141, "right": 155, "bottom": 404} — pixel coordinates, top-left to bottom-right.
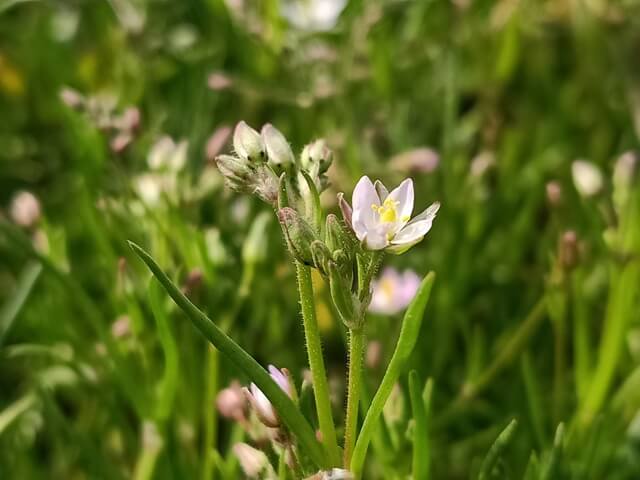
{"left": 59, "top": 87, "right": 140, "bottom": 153}
{"left": 216, "top": 121, "right": 333, "bottom": 207}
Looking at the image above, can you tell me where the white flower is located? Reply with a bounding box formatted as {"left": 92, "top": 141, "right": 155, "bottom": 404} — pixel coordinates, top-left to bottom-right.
{"left": 349, "top": 176, "right": 439, "bottom": 254}
{"left": 572, "top": 160, "right": 603, "bottom": 198}
{"left": 369, "top": 267, "right": 421, "bottom": 315}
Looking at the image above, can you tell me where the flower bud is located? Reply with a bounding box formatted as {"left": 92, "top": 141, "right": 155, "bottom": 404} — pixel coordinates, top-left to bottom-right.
{"left": 59, "top": 87, "right": 84, "bottom": 109}
{"left": 572, "top": 160, "right": 603, "bottom": 198}
{"left": 311, "top": 240, "right": 332, "bottom": 275}
{"left": 337, "top": 192, "right": 353, "bottom": 229}
{"left": 559, "top": 230, "right": 579, "bottom": 271}
{"left": 277, "top": 207, "right": 319, "bottom": 265}
{"left": 216, "top": 381, "right": 247, "bottom": 422}
{"left": 233, "top": 121, "right": 265, "bottom": 162}
{"left": 328, "top": 261, "right": 361, "bottom": 329}
{"left": 10, "top": 191, "right": 41, "bottom": 228}
{"left": 301, "top": 139, "right": 333, "bottom": 175}
{"left": 233, "top": 443, "right": 271, "bottom": 477}
{"left": 243, "top": 365, "right": 294, "bottom": 428}
{"left": 325, "top": 213, "right": 357, "bottom": 256}
{"left": 215, "top": 154, "right": 252, "bottom": 187}
{"left": 546, "top": 181, "right": 562, "bottom": 206}
{"left": 613, "top": 151, "right": 638, "bottom": 212}
{"left": 262, "top": 124, "right": 295, "bottom": 172}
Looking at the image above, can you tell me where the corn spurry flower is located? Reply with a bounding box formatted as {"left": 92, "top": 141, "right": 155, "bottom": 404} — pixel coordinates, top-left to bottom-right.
{"left": 369, "top": 267, "right": 421, "bottom": 315}
{"left": 346, "top": 176, "right": 439, "bottom": 254}
{"left": 243, "top": 365, "right": 294, "bottom": 428}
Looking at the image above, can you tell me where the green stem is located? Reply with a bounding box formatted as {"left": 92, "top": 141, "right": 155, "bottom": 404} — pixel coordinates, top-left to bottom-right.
{"left": 202, "top": 345, "right": 219, "bottom": 480}
{"left": 350, "top": 273, "right": 435, "bottom": 478}
{"left": 579, "top": 262, "right": 640, "bottom": 425}
{"left": 343, "top": 328, "right": 365, "bottom": 467}
{"left": 129, "top": 242, "right": 329, "bottom": 469}
{"left": 295, "top": 261, "right": 341, "bottom": 467}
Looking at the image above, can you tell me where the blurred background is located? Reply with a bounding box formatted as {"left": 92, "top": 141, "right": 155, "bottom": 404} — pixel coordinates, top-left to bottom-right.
{"left": 2, "top": 0, "right": 640, "bottom": 478}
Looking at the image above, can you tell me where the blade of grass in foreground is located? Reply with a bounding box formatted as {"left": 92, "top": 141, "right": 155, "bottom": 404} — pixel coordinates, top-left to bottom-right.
{"left": 477, "top": 419, "right": 518, "bottom": 480}
{"left": 409, "top": 372, "right": 432, "bottom": 480}
{"left": 128, "top": 241, "right": 329, "bottom": 469}
{"left": 350, "top": 272, "right": 435, "bottom": 478}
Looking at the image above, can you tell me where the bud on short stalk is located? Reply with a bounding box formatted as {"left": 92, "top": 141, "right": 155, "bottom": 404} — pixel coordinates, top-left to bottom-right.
{"left": 277, "top": 207, "right": 319, "bottom": 266}
{"left": 301, "top": 139, "right": 333, "bottom": 175}
{"left": 233, "top": 121, "right": 265, "bottom": 163}
{"left": 243, "top": 365, "right": 296, "bottom": 429}
{"left": 262, "top": 124, "right": 295, "bottom": 173}
{"left": 328, "top": 261, "right": 362, "bottom": 329}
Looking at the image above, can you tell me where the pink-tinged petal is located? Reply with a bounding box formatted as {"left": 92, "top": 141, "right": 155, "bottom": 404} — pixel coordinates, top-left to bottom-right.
{"left": 352, "top": 176, "right": 379, "bottom": 226}
{"left": 352, "top": 176, "right": 381, "bottom": 241}
{"left": 268, "top": 365, "right": 292, "bottom": 397}
{"left": 337, "top": 192, "right": 353, "bottom": 227}
{"left": 374, "top": 180, "right": 389, "bottom": 201}
{"left": 387, "top": 179, "right": 414, "bottom": 226}
{"left": 245, "top": 384, "right": 279, "bottom": 427}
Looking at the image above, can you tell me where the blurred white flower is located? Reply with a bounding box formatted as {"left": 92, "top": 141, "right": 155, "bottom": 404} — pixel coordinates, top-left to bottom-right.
{"left": 572, "top": 160, "right": 603, "bottom": 198}
{"left": 282, "top": 0, "right": 347, "bottom": 32}
{"left": 369, "top": 267, "right": 421, "bottom": 315}
{"left": 10, "top": 191, "right": 41, "bottom": 228}
{"left": 346, "top": 176, "right": 439, "bottom": 254}
{"left": 134, "top": 173, "right": 163, "bottom": 206}
{"left": 233, "top": 442, "right": 272, "bottom": 478}
{"left": 148, "top": 136, "right": 188, "bottom": 172}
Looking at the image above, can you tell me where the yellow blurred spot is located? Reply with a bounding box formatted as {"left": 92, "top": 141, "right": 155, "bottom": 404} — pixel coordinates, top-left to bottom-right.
{"left": 316, "top": 300, "right": 334, "bottom": 333}
{"left": 0, "top": 54, "right": 25, "bottom": 96}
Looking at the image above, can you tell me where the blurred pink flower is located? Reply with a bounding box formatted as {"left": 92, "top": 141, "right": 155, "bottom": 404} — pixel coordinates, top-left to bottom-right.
{"left": 390, "top": 148, "right": 439, "bottom": 174}
{"left": 369, "top": 267, "right": 421, "bottom": 315}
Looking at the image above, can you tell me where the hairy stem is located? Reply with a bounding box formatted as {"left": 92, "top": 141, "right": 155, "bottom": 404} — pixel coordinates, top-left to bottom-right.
{"left": 295, "top": 261, "right": 341, "bottom": 466}
{"left": 343, "top": 328, "right": 365, "bottom": 466}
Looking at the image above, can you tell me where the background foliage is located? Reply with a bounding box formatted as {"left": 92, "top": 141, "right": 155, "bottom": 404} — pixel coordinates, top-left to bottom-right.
{"left": 2, "top": 0, "right": 640, "bottom": 478}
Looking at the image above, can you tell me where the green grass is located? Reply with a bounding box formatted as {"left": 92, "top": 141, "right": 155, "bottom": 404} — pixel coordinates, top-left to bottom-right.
{"left": 2, "top": 0, "right": 640, "bottom": 478}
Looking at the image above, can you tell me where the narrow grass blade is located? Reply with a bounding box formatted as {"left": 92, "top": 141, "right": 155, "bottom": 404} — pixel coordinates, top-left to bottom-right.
{"left": 0, "top": 261, "right": 42, "bottom": 347}
{"left": 128, "top": 240, "right": 329, "bottom": 469}
{"left": 350, "top": 272, "right": 435, "bottom": 477}
{"left": 477, "top": 419, "right": 518, "bottom": 480}
{"left": 541, "top": 423, "right": 564, "bottom": 480}
{"left": 409, "top": 371, "right": 431, "bottom": 480}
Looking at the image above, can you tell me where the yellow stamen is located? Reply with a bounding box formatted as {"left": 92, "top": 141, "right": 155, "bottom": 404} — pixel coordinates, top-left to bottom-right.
{"left": 371, "top": 198, "right": 400, "bottom": 224}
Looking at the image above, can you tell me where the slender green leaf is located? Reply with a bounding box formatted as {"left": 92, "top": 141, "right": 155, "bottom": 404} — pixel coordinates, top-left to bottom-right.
{"left": 350, "top": 272, "right": 435, "bottom": 477}
{"left": 128, "top": 241, "right": 329, "bottom": 469}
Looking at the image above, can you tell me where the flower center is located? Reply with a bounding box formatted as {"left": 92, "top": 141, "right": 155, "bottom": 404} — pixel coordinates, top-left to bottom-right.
{"left": 372, "top": 197, "right": 399, "bottom": 224}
